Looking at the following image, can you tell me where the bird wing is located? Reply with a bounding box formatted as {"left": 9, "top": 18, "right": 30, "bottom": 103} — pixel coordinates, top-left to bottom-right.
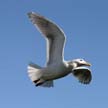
{"left": 72, "top": 67, "right": 92, "bottom": 84}
{"left": 28, "top": 12, "right": 66, "bottom": 65}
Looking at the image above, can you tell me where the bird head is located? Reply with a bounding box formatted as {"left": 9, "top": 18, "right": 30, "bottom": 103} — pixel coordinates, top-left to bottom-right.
{"left": 68, "top": 59, "right": 91, "bottom": 68}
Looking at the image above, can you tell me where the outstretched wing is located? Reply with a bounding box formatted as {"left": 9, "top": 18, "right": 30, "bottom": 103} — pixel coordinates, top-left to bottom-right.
{"left": 28, "top": 12, "right": 66, "bottom": 65}
{"left": 72, "top": 67, "right": 92, "bottom": 84}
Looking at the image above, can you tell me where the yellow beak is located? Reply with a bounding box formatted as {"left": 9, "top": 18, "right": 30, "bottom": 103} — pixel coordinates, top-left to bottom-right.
{"left": 85, "top": 62, "right": 91, "bottom": 66}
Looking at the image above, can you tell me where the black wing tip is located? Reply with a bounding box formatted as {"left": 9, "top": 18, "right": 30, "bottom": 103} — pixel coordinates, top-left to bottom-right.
{"left": 79, "top": 77, "right": 92, "bottom": 85}
{"left": 79, "top": 80, "right": 91, "bottom": 85}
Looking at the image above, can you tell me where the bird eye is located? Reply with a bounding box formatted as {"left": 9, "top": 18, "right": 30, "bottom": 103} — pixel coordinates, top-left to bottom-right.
{"left": 80, "top": 59, "right": 83, "bottom": 61}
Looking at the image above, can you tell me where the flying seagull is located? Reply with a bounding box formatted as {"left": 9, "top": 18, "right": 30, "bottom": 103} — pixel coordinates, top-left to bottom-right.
{"left": 27, "top": 12, "right": 92, "bottom": 87}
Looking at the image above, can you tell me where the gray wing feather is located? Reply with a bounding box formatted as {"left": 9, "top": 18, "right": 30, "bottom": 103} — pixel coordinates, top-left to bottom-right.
{"left": 28, "top": 12, "right": 66, "bottom": 65}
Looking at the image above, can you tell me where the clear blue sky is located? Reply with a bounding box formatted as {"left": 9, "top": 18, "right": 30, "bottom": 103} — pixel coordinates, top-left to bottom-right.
{"left": 0, "top": 0, "right": 108, "bottom": 107}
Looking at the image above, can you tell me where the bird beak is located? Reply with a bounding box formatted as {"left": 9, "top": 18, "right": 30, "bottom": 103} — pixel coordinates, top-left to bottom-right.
{"left": 85, "top": 62, "right": 91, "bottom": 66}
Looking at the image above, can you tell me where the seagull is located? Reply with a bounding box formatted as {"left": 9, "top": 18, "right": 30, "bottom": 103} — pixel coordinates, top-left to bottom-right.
{"left": 27, "top": 12, "right": 92, "bottom": 87}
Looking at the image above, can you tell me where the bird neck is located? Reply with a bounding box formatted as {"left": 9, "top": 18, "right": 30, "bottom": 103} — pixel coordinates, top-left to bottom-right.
{"left": 67, "top": 61, "right": 78, "bottom": 69}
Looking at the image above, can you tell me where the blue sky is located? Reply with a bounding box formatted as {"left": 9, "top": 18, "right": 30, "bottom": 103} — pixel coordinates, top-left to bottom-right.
{"left": 0, "top": 0, "right": 108, "bottom": 107}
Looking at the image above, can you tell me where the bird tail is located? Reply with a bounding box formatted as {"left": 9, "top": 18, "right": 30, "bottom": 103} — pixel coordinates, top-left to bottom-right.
{"left": 27, "top": 62, "right": 54, "bottom": 87}
{"left": 28, "top": 62, "right": 43, "bottom": 85}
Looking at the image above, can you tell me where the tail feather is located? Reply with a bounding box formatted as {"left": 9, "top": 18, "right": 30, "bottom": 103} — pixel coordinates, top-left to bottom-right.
{"left": 28, "top": 63, "right": 42, "bottom": 82}
{"left": 27, "top": 62, "right": 54, "bottom": 87}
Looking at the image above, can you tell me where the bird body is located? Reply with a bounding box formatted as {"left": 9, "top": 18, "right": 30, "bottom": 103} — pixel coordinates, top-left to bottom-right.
{"left": 27, "top": 12, "right": 92, "bottom": 87}
{"left": 28, "top": 61, "right": 72, "bottom": 87}
{"left": 42, "top": 62, "right": 70, "bottom": 80}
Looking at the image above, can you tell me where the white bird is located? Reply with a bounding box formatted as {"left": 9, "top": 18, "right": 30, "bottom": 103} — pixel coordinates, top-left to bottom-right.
{"left": 27, "top": 12, "right": 92, "bottom": 87}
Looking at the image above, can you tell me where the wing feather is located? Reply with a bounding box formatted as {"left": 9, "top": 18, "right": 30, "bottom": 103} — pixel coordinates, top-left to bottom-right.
{"left": 72, "top": 67, "right": 92, "bottom": 84}
{"left": 28, "top": 12, "right": 66, "bottom": 65}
